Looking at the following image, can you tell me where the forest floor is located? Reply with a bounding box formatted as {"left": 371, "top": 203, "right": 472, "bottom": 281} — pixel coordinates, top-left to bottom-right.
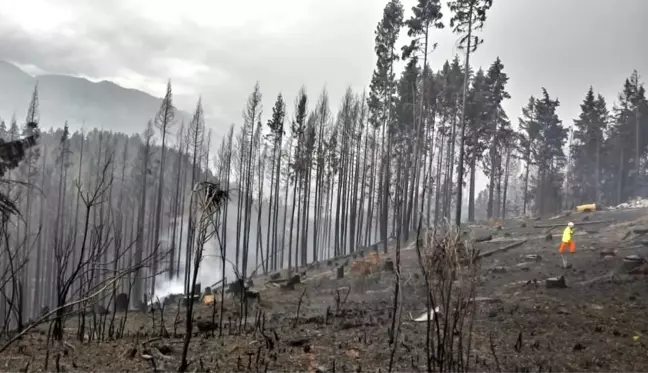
{"left": 3, "top": 207, "right": 648, "bottom": 372}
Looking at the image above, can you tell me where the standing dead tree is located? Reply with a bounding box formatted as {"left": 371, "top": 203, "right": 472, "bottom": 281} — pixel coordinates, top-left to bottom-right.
{"left": 179, "top": 181, "right": 228, "bottom": 372}
{"left": 0, "top": 219, "right": 40, "bottom": 335}
{"left": 51, "top": 157, "right": 114, "bottom": 341}
{"left": 0, "top": 262, "right": 151, "bottom": 354}
{"left": 414, "top": 220, "right": 479, "bottom": 373}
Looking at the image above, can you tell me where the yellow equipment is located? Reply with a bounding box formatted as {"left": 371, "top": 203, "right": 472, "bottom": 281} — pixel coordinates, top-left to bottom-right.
{"left": 202, "top": 294, "right": 215, "bottom": 305}
{"left": 576, "top": 203, "right": 596, "bottom": 213}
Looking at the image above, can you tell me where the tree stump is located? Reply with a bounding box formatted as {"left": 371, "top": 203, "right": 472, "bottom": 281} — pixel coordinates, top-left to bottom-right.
{"left": 521, "top": 254, "right": 542, "bottom": 262}
{"left": 281, "top": 274, "right": 301, "bottom": 290}
{"left": 336, "top": 266, "right": 345, "bottom": 279}
{"left": 622, "top": 255, "right": 645, "bottom": 272}
{"left": 115, "top": 293, "right": 129, "bottom": 312}
{"left": 545, "top": 276, "right": 567, "bottom": 289}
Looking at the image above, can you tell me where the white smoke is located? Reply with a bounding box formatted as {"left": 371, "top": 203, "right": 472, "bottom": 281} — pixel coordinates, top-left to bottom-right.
{"left": 150, "top": 277, "right": 185, "bottom": 304}
{"left": 149, "top": 190, "right": 338, "bottom": 302}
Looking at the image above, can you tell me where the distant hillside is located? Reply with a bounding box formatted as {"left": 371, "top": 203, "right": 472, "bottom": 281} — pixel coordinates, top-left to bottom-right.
{"left": 0, "top": 61, "right": 190, "bottom": 134}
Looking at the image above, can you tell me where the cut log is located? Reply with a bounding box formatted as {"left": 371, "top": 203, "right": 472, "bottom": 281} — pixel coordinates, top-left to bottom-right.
{"left": 632, "top": 227, "right": 648, "bottom": 235}
{"left": 477, "top": 240, "right": 528, "bottom": 259}
{"left": 475, "top": 234, "right": 493, "bottom": 243}
{"left": 533, "top": 219, "right": 614, "bottom": 229}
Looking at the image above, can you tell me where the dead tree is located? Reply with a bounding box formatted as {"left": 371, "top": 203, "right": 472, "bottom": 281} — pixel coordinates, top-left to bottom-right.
{"left": 179, "top": 181, "right": 228, "bottom": 372}
{"left": 50, "top": 157, "right": 114, "bottom": 341}
{"left": 0, "top": 221, "right": 39, "bottom": 335}
{"left": 414, "top": 220, "right": 479, "bottom": 373}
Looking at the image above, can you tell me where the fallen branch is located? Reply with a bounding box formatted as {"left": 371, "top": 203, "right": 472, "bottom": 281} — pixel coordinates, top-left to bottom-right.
{"left": 533, "top": 219, "right": 614, "bottom": 229}
{"left": 477, "top": 240, "right": 528, "bottom": 259}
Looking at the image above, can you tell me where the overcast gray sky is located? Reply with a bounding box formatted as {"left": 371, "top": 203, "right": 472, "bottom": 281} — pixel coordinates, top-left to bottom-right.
{"left": 0, "top": 0, "right": 646, "bottom": 141}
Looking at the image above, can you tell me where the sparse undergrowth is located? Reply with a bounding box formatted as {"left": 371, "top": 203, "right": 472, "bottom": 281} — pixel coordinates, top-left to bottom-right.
{"left": 3, "top": 213, "right": 648, "bottom": 372}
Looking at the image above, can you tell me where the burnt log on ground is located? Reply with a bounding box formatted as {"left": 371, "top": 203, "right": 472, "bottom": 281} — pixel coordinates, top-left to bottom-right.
{"left": 533, "top": 219, "right": 615, "bottom": 229}
{"left": 477, "top": 240, "right": 528, "bottom": 259}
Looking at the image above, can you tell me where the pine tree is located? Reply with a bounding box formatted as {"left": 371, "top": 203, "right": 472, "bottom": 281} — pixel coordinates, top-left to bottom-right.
{"left": 394, "top": 58, "right": 419, "bottom": 233}
{"left": 464, "top": 68, "right": 488, "bottom": 221}
{"left": 603, "top": 71, "right": 647, "bottom": 204}
{"left": 287, "top": 88, "right": 307, "bottom": 272}
{"left": 570, "top": 87, "right": 608, "bottom": 204}
{"left": 448, "top": 0, "right": 493, "bottom": 225}
{"left": 401, "top": 0, "right": 442, "bottom": 235}
{"left": 0, "top": 121, "right": 7, "bottom": 140}
{"left": 368, "top": 0, "right": 404, "bottom": 253}
{"left": 482, "top": 57, "right": 511, "bottom": 218}
{"left": 265, "top": 93, "right": 286, "bottom": 271}
{"left": 517, "top": 96, "right": 539, "bottom": 215}
{"left": 530, "top": 89, "right": 568, "bottom": 215}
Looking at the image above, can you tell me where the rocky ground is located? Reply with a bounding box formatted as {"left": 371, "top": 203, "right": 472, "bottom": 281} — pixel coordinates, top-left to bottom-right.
{"left": 3, "top": 207, "right": 648, "bottom": 372}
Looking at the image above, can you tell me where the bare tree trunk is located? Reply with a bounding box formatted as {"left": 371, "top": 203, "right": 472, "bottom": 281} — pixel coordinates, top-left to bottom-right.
{"left": 501, "top": 147, "right": 511, "bottom": 219}
{"left": 454, "top": 2, "right": 474, "bottom": 227}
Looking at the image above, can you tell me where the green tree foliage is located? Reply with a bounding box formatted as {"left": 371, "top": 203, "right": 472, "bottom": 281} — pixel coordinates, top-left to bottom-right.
{"left": 517, "top": 96, "right": 539, "bottom": 215}
{"left": 464, "top": 68, "right": 488, "bottom": 221}
{"left": 448, "top": 0, "right": 492, "bottom": 52}
{"left": 570, "top": 87, "right": 608, "bottom": 204}
{"left": 448, "top": 0, "right": 493, "bottom": 225}
{"left": 368, "top": 0, "right": 404, "bottom": 130}
{"left": 601, "top": 71, "right": 648, "bottom": 204}
{"left": 402, "top": 0, "right": 443, "bottom": 61}
{"left": 529, "top": 89, "right": 568, "bottom": 215}
{"left": 481, "top": 57, "right": 511, "bottom": 218}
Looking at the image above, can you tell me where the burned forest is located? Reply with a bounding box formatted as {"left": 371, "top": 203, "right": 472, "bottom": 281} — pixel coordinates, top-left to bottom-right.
{"left": 1, "top": 0, "right": 648, "bottom": 372}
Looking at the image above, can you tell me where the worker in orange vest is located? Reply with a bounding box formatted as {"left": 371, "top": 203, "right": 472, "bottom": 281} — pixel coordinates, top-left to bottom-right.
{"left": 559, "top": 222, "right": 575, "bottom": 268}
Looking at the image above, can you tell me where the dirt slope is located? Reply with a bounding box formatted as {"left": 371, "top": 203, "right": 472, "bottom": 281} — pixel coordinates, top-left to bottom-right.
{"left": 3, "top": 208, "right": 648, "bottom": 372}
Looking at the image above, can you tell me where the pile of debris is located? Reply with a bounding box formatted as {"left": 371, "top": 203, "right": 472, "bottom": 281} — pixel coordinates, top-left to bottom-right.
{"left": 614, "top": 197, "right": 648, "bottom": 210}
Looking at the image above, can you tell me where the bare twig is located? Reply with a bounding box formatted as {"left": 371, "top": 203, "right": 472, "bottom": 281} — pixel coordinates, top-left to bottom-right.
{"left": 293, "top": 289, "right": 307, "bottom": 328}
{"left": 0, "top": 268, "right": 138, "bottom": 353}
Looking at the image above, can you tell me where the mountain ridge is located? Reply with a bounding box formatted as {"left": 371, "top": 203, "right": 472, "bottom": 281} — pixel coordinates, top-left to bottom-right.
{"left": 0, "top": 61, "right": 191, "bottom": 134}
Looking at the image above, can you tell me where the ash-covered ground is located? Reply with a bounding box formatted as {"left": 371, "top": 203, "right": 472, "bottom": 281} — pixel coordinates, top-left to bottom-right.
{"left": 3, "top": 207, "right": 648, "bottom": 372}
